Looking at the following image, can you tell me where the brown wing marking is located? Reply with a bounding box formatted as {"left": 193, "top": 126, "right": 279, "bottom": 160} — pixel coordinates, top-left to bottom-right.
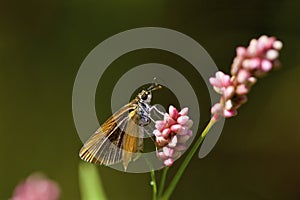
{"left": 122, "top": 112, "right": 141, "bottom": 170}
{"left": 79, "top": 102, "right": 137, "bottom": 166}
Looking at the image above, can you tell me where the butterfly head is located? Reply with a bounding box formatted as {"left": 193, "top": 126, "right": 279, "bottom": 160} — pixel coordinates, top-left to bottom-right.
{"left": 138, "top": 83, "right": 162, "bottom": 103}
{"left": 138, "top": 90, "right": 152, "bottom": 103}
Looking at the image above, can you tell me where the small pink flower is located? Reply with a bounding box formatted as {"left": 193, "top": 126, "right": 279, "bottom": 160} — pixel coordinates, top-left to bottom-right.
{"left": 210, "top": 35, "right": 283, "bottom": 119}
{"left": 209, "top": 71, "right": 232, "bottom": 93}
{"left": 154, "top": 105, "right": 193, "bottom": 167}
{"left": 11, "top": 173, "right": 60, "bottom": 200}
{"left": 164, "top": 158, "right": 174, "bottom": 167}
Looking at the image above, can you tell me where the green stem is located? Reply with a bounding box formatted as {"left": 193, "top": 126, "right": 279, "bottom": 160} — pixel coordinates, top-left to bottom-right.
{"left": 151, "top": 170, "right": 158, "bottom": 200}
{"left": 160, "top": 117, "right": 217, "bottom": 200}
{"left": 158, "top": 167, "right": 169, "bottom": 197}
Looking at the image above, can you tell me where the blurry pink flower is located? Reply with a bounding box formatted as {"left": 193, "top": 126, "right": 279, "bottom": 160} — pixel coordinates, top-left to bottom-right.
{"left": 210, "top": 35, "right": 283, "bottom": 119}
{"left": 154, "top": 105, "right": 193, "bottom": 167}
{"left": 11, "top": 173, "right": 60, "bottom": 200}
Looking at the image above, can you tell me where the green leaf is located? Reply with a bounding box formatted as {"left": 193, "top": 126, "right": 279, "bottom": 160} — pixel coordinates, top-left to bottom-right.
{"left": 79, "top": 162, "right": 108, "bottom": 200}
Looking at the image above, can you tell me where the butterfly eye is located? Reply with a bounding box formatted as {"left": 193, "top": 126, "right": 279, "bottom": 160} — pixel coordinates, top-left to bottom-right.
{"left": 141, "top": 93, "right": 148, "bottom": 100}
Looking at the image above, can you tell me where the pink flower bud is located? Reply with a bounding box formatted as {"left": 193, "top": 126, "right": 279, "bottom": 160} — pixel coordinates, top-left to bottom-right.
{"left": 236, "top": 46, "right": 247, "bottom": 57}
{"left": 177, "top": 116, "right": 189, "bottom": 125}
{"left": 261, "top": 59, "right": 272, "bottom": 72}
{"left": 153, "top": 129, "right": 162, "bottom": 137}
{"left": 273, "top": 40, "right": 283, "bottom": 50}
{"left": 236, "top": 84, "right": 249, "bottom": 95}
{"left": 177, "top": 126, "right": 189, "bottom": 135}
{"left": 155, "top": 120, "right": 165, "bottom": 131}
{"left": 175, "top": 144, "right": 187, "bottom": 151}
{"left": 237, "top": 69, "right": 250, "bottom": 83}
{"left": 185, "top": 120, "right": 193, "bottom": 129}
{"left": 163, "top": 147, "right": 174, "bottom": 157}
{"left": 161, "top": 128, "right": 171, "bottom": 138}
{"left": 164, "top": 158, "right": 174, "bottom": 166}
{"left": 157, "top": 151, "right": 167, "bottom": 160}
{"left": 168, "top": 105, "right": 178, "bottom": 119}
{"left": 168, "top": 136, "right": 178, "bottom": 148}
{"left": 209, "top": 71, "right": 232, "bottom": 88}
{"left": 248, "top": 58, "right": 261, "bottom": 70}
{"left": 223, "top": 109, "right": 237, "bottom": 118}
{"left": 266, "top": 49, "right": 279, "bottom": 60}
{"left": 179, "top": 107, "right": 189, "bottom": 116}
{"left": 247, "top": 77, "right": 257, "bottom": 86}
{"left": 211, "top": 103, "right": 223, "bottom": 115}
{"left": 225, "top": 100, "right": 233, "bottom": 110}
{"left": 224, "top": 86, "right": 235, "bottom": 100}
{"left": 170, "top": 124, "right": 182, "bottom": 133}
{"left": 156, "top": 136, "right": 169, "bottom": 147}
{"left": 164, "top": 113, "right": 176, "bottom": 127}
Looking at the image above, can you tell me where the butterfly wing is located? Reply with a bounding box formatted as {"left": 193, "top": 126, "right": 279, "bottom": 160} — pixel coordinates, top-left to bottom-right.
{"left": 122, "top": 111, "right": 143, "bottom": 170}
{"left": 79, "top": 101, "right": 139, "bottom": 166}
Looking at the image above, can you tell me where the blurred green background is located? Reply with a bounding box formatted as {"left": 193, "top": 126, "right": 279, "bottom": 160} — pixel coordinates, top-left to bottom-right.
{"left": 1, "top": 0, "right": 300, "bottom": 199}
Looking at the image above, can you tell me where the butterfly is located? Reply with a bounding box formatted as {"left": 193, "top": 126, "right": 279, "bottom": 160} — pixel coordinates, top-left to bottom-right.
{"left": 79, "top": 83, "right": 162, "bottom": 170}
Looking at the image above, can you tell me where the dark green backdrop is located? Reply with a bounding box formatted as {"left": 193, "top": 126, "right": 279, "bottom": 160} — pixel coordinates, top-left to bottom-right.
{"left": 1, "top": 0, "right": 299, "bottom": 199}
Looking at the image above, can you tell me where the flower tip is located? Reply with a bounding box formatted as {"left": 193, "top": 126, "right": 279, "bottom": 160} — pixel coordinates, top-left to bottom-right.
{"left": 168, "top": 105, "right": 179, "bottom": 119}
{"left": 273, "top": 40, "right": 283, "bottom": 50}
{"left": 164, "top": 158, "right": 174, "bottom": 167}
{"left": 261, "top": 59, "right": 273, "bottom": 72}
{"left": 177, "top": 115, "right": 189, "bottom": 125}
{"left": 179, "top": 107, "right": 189, "bottom": 116}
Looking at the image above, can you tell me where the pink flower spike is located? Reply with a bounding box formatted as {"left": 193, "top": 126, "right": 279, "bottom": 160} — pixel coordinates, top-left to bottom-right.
{"left": 177, "top": 116, "right": 189, "bottom": 125}
{"left": 153, "top": 105, "right": 193, "bottom": 165}
{"left": 164, "top": 158, "right": 174, "bottom": 167}
{"left": 168, "top": 105, "right": 179, "bottom": 119}
{"left": 179, "top": 107, "right": 189, "bottom": 116}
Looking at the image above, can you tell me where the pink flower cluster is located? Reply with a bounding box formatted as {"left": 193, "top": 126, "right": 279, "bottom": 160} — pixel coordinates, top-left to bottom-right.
{"left": 154, "top": 105, "right": 193, "bottom": 166}
{"left": 11, "top": 173, "right": 60, "bottom": 200}
{"left": 210, "top": 35, "right": 283, "bottom": 119}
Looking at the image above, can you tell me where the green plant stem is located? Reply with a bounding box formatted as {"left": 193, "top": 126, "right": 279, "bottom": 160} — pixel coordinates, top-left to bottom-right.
{"left": 151, "top": 170, "right": 158, "bottom": 200}
{"left": 158, "top": 167, "right": 169, "bottom": 197}
{"left": 160, "top": 117, "right": 217, "bottom": 200}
